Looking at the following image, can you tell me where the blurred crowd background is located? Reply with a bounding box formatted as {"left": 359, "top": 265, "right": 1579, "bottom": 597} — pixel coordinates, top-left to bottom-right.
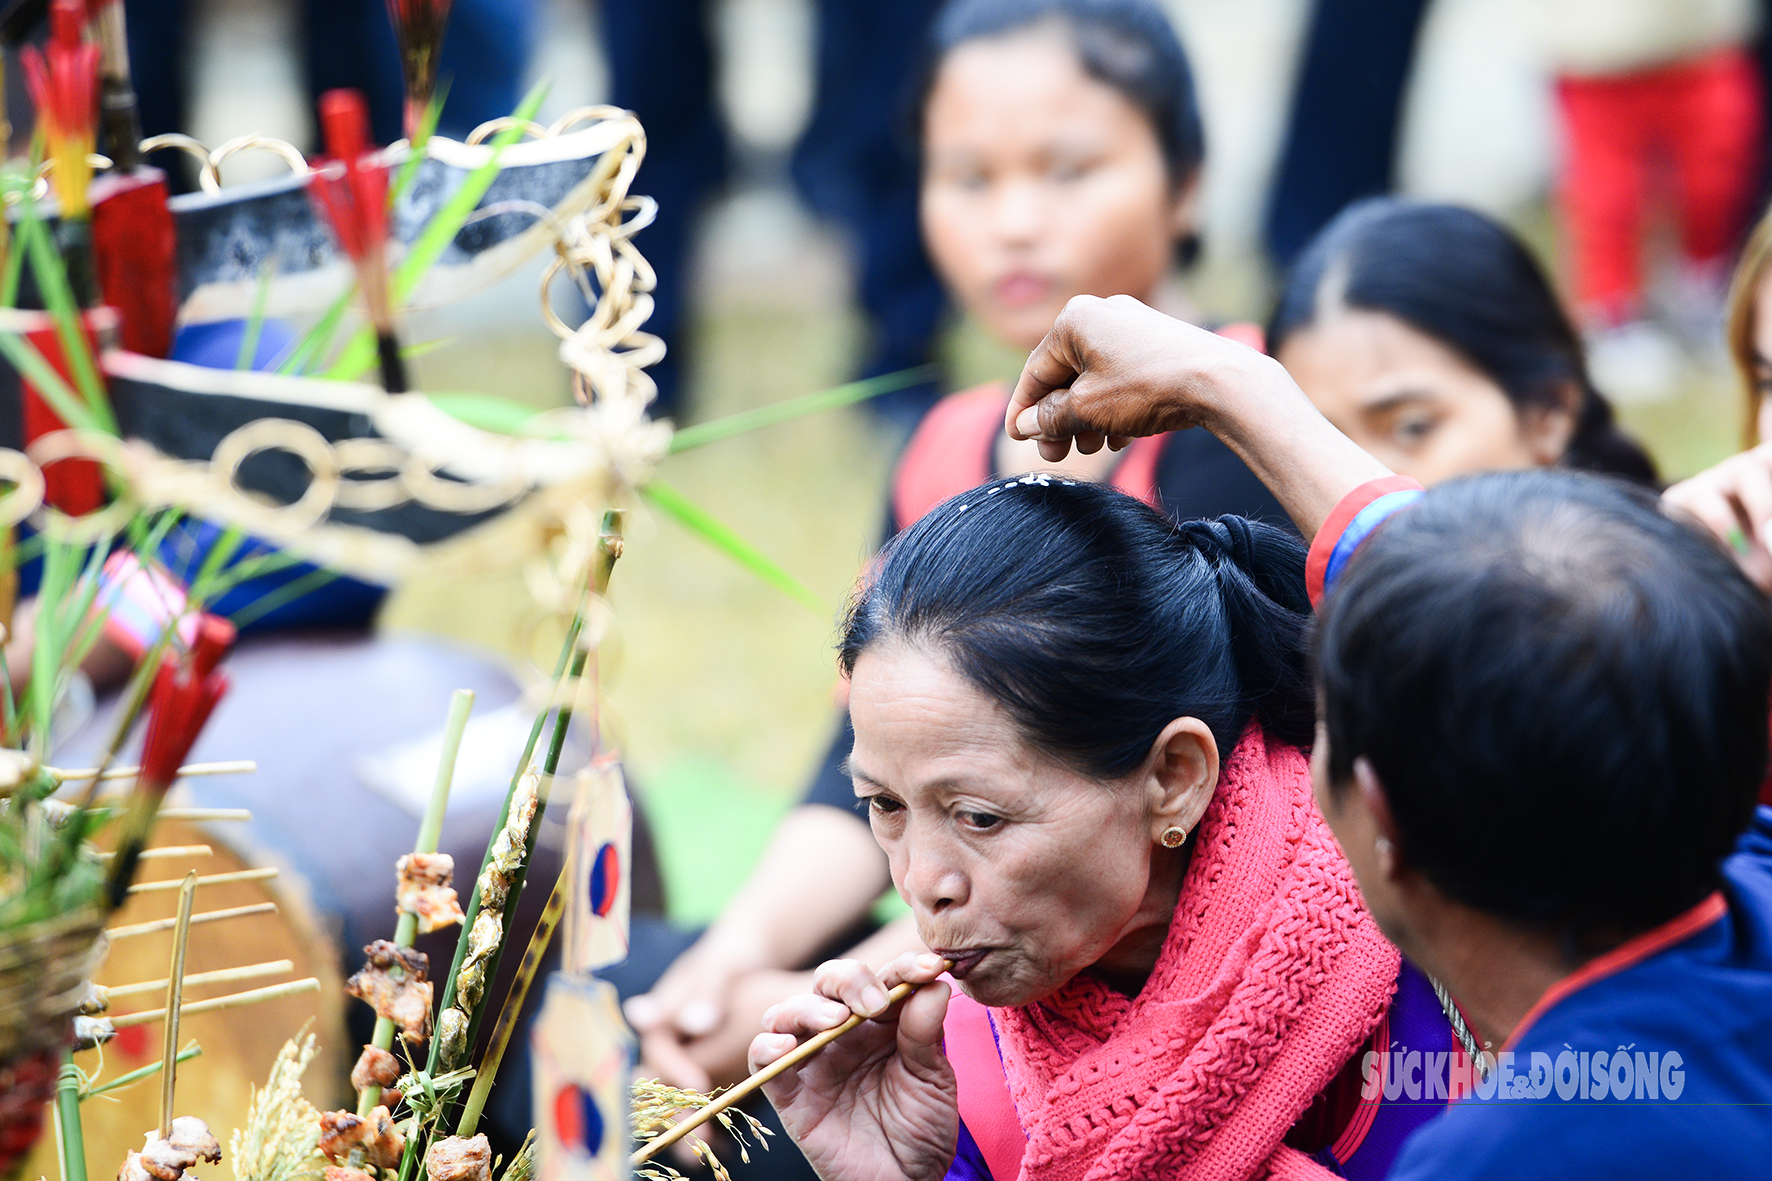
{"left": 117, "top": 0, "right": 1772, "bottom": 922}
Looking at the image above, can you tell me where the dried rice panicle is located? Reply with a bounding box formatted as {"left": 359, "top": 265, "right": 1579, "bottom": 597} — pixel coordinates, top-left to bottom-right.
{"left": 629, "top": 1079, "right": 772, "bottom": 1181}
{"left": 232, "top": 1035, "right": 326, "bottom": 1181}
{"left": 495, "top": 1132, "right": 534, "bottom": 1181}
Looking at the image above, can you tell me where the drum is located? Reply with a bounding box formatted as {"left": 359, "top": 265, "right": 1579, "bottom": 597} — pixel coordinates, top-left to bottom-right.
{"left": 20, "top": 817, "right": 347, "bottom": 1181}
{"left": 26, "top": 628, "right": 626, "bottom": 1173}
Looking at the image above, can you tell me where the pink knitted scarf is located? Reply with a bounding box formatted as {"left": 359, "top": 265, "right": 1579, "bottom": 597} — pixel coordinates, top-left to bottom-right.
{"left": 993, "top": 727, "right": 1400, "bottom": 1181}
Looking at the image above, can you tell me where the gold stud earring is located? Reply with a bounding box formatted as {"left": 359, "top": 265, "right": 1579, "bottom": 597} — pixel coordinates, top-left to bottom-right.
{"left": 1159, "top": 825, "right": 1188, "bottom": 849}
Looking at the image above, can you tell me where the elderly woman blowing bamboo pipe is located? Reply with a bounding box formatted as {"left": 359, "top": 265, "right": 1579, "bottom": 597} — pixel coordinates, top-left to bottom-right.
{"left": 624, "top": 0, "right": 1289, "bottom": 1102}
{"left": 825, "top": 292, "right": 1772, "bottom": 1181}
{"left": 749, "top": 445, "right": 1459, "bottom": 1175}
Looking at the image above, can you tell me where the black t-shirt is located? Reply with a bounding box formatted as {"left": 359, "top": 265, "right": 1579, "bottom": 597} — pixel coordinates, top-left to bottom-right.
{"left": 800, "top": 421, "right": 1292, "bottom": 814}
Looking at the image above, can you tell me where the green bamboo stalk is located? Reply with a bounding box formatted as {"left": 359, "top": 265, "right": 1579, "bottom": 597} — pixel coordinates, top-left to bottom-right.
{"left": 460, "top": 511, "right": 619, "bottom": 1031}
{"left": 398, "top": 513, "right": 620, "bottom": 1181}
{"left": 358, "top": 689, "right": 474, "bottom": 1117}
{"left": 55, "top": 1054, "right": 87, "bottom": 1181}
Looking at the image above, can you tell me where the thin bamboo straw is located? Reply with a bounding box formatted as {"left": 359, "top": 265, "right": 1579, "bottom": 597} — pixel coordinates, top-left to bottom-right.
{"left": 128, "top": 867, "right": 277, "bottom": 894}
{"left": 358, "top": 687, "right": 474, "bottom": 1117}
{"left": 104, "top": 959, "right": 294, "bottom": 1001}
{"left": 109, "top": 902, "right": 276, "bottom": 938}
{"left": 110, "top": 978, "right": 321, "bottom": 1029}
{"left": 95, "top": 846, "right": 214, "bottom": 861}
{"left": 631, "top": 981, "right": 920, "bottom": 1166}
{"left": 156, "top": 808, "right": 251, "bottom": 822}
{"left": 158, "top": 874, "right": 197, "bottom": 1135}
{"left": 83, "top": 1045, "right": 202, "bottom": 1100}
{"left": 50, "top": 760, "right": 257, "bottom": 784}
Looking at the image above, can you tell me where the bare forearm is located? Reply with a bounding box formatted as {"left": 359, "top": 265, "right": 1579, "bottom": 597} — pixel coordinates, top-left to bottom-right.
{"left": 1195, "top": 351, "right": 1394, "bottom": 538}
{"left": 1007, "top": 295, "right": 1394, "bottom": 538}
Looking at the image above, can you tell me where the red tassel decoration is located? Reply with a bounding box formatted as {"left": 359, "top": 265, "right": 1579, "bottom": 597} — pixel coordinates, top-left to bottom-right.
{"left": 385, "top": 0, "right": 454, "bottom": 141}
{"left": 309, "top": 89, "right": 407, "bottom": 393}
{"left": 105, "top": 614, "right": 236, "bottom": 909}
{"left": 22, "top": 0, "right": 102, "bottom": 305}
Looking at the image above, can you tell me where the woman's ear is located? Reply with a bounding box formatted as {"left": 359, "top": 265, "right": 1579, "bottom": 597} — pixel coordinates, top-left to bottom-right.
{"left": 1353, "top": 756, "right": 1407, "bottom": 882}
{"left": 1144, "top": 716, "right": 1218, "bottom": 842}
{"left": 1521, "top": 380, "right": 1582, "bottom": 466}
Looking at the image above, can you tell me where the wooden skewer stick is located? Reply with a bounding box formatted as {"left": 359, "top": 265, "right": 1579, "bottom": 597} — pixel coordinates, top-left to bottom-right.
{"left": 103, "top": 959, "right": 295, "bottom": 1001}
{"left": 109, "top": 902, "right": 277, "bottom": 938}
{"left": 128, "top": 867, "right": 277, "bottom": 894}
{"left": 111, "top": 978, "right": 321, "bottom": 1029}
{"left": 48, "top": 760, "right": 257, "bottom": 785}
{"left": 631, "top": 981, "right": 921, "bottom": 1166}
{"left": 96, "top": 846, "right": 214, "bottom": 861}
{"left": 158, "top": 874, "right": 197, "bottom": 1136}
{"left": 156, "top": 808, "right": 251, "bottom": 822}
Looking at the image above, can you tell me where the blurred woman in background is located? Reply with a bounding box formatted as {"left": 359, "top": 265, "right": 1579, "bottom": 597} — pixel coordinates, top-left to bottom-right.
{"left": 1268, "top": 198, "right": 1658, "bottom": 490}
{"left": 1658, "top": 199, "right": 1772, "bottom": 594}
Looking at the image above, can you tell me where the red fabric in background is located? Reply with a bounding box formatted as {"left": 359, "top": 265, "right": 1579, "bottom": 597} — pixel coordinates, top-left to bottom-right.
{"left": 1556, "top": 47, "right": 1763, "bottom": 320}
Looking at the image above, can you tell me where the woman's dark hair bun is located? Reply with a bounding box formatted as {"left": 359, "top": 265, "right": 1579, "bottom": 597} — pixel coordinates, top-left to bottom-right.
{"left": 842, "top": 478, "right": 1315, "bottom": 777}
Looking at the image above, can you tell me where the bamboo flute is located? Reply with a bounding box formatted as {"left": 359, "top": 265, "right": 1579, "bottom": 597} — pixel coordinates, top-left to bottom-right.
{"left": 631, "top": 981, "right": 922, "bottom": 1166}
{"left": 356, "top": 687, "right": 475, "bottom": 1117}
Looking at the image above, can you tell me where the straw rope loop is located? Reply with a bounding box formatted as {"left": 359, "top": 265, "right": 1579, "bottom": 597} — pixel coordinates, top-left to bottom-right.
{"left": 331, "top": 437, "right": 413, "bottom": 511}
{"left": 211, "top": 417, "right": 341, "bottom": 532}
{"left": 0, "top": 447, "right": 47, "bottom": 528}
{"left": 26, "top": 429, "right": 138, "bottom": 542}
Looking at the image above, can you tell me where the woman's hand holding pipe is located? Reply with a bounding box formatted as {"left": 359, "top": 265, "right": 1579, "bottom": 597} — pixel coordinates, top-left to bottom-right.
{"left": 1005, "top": 293, "right": 1394, "bottom": 537}
{"left": 750, "top": 952, "right": 957, "bottom": 1181}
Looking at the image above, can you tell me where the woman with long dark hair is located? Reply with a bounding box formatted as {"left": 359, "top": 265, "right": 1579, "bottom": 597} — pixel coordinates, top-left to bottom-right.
{"left": 1268, "top": 198, "right": 1657, "bottom": 488}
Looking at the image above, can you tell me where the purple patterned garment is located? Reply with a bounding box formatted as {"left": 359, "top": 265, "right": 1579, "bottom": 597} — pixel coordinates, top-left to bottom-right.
{"left": 947, "top": 1121, "right": 994, "bottom": 1181}
{"left": 1321, "top": 961, "right": 1456, "bottom": 1179}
